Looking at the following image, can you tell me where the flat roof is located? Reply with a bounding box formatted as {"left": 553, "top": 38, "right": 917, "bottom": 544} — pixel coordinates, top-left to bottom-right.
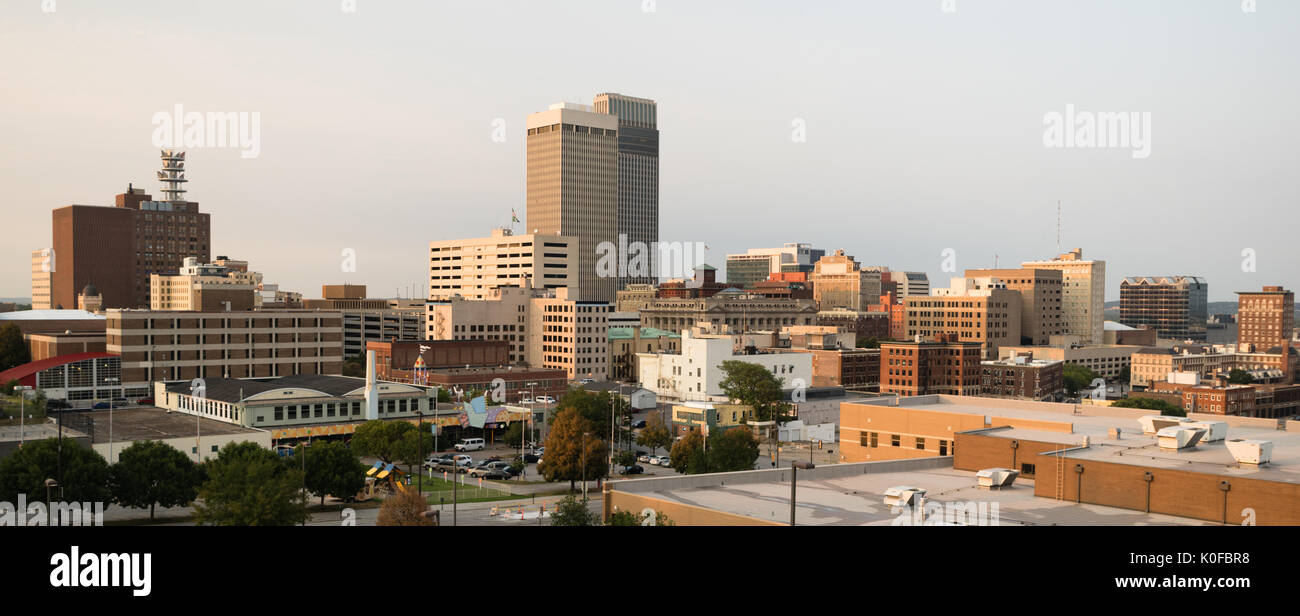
{"left": 0, "top": 309, "right": 104, "bottom": 321}
{"left": 850, "top": 395, "right": 1300, "bottom": 483}
{"left": 629, "top": 466, "right": 1206, "bottom": 526}
{"left": 89, "top": 408, "right": 261, "bottom": 443}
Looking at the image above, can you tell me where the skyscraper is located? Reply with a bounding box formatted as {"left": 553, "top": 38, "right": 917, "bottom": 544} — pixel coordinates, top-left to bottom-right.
{"left": 1022, "top": 248, "right": 1105, "bottom": 344}
{"left": 593, "top": 93, "right": 659, "bottom": 289}
{"left": 1237, "top": 286, "right": 1294, "bottom": 352}
{"left": 526, "top": 102, "right": 619, "bottom": 302}
{"left": 1119, "top": 276, "right": 1208, "bottom": 341}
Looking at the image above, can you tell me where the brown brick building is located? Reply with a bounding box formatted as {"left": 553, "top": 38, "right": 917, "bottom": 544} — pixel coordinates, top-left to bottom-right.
{"left": 979, "top": 356, "right": 1065, "bottom": 401}
{"left": 366, "top": 339, "right": 510, "bottom": 381}
{"left": 1237, "top": 286, "right": 1294, "bottom": 352}
{"left": 790, "top": 347, "right": 880, "bottom": 389}
{"left": 880, "top": 336, "right": 982, "bottom": 396}
{"left": 904, "top": 289, "right": 1021, "bottom": 358}
{"left": 49, "top": 184, "right": 210, "bottom": 310}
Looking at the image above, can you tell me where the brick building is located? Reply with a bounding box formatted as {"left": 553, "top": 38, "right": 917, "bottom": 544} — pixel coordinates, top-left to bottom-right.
{"left": 879, "top": 336, "right": 982, "bottom": 397}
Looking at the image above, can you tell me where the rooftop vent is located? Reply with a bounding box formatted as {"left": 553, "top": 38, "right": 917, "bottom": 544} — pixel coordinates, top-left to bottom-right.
{"left": 1156, "top": 427, "right": 1206, "bottom": 451}
{"left": 883, "top": 485, "right": 926, "bottom": 508}
{"left": 1138, "top": 415, "right": 1190, "bottom": 435}
{"left": 975, "top": 468, "right": 1019, "bottom": 489}
{"left": 1185, "top": 421, "right": 1228, "bottom": 443}
{"left": 1225, "top": 439, "right": 1273, "bottom": 465}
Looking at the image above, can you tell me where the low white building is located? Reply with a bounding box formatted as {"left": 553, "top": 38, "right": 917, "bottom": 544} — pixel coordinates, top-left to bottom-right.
{"left": 637, "top": 330, "right": 813, "bottom": 402}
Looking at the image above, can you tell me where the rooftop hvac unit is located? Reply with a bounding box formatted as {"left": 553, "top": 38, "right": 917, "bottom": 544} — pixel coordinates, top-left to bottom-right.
{"left": 1185, "top": 421, "right": 1228, "bottom": 443}
{"left": 1156, "top": 427, "right": 1206, "bottom": 451}
{"left": 975, "top": 468, "right": 1019, "bottom": 488}
{"left": 1225, "top": 439, "right": 1273, "bottom": 465}
{"left": 1138, "top": 415, "right": 1189, "bottom": 435}
{"left": 883, "top": 486, "right": 926, "bottom": 508}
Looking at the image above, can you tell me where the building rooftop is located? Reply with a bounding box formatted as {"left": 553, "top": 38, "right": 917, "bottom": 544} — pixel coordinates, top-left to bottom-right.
{"left": 87, "top": 407, "right": 262, "bottom": 443}
{"left": 608, "top": 326, "right": 680, "bottom": 340}
{"left": 851, "top": 395, "right": 1300, "bottom": 484}
{"left": 162, "top": 374, "right": 388, "bottom": 403}
{"left": 0, "top": 309, "right": 104, "bottom": 321}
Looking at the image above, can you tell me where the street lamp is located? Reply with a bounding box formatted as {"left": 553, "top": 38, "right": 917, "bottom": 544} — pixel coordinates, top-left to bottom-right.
{"left": 44, "top": 478, "right": 59, "bottom": 526}
{"left": 789, "top": 460, "right": 815, "bottom": 526}
{"left": 105, "top": 377, "right": 120, "bottom": 462}
{"left": 582, "top": 432, "right": 591, "bottom": 501}
{"left": 14, "top": 386, "right": 33, "bottom": 447}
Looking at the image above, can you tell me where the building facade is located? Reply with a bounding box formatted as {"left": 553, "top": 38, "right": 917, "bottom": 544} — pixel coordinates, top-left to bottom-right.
{"left": 1237, "top": 286, "right": 1294, "bottom": 352}
{"left": 1119, "top": 276, "right": 1209, "bottom": 341}
{"left": 637, "top": 330, "right": 813, "bottom": 401}
{"left": 979, "top": 356, "right": 1065, "bottom": 400}
{"left": 965, "top": 268, "right": 1063, "bottom": 345}
{"left": 905, "top": 280, "right": 1021, "bottom": 358}
{"left": 593, "top": 93, "right": 659, "bottom": 289}
{"left": 638, "top": 294, "right": 819, "bottom": 334}
{"left": 1022, "top": 248, "right": 1105, "bottom": 344}
{"left": 879, "top": 337, "right": 983, "bottom": 397}
{"left": 809, "top": 250, "right": 882, "bottom": 312}
{"left": 427, "top": 228, "right": 577, "bottom": 300}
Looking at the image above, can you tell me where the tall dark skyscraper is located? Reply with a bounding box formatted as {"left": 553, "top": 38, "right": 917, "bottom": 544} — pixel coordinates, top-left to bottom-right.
{"left": 594, "top": 93, "right": 659, "bottom": 288}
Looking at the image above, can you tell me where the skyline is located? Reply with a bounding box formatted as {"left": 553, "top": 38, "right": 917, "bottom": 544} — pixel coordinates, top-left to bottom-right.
{"left": 4, "top": 1, "right": 1299, "bottom": 302}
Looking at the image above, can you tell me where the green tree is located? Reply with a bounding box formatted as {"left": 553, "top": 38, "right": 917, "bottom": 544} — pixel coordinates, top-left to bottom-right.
{"left": 0, "top": 324, "right": 30, "bottom": 372}
{"left": 194, "top": 441, "right": 309, "bottom": 526}
{"left": 549, "top": 494, "right": 600, "bottom": 526}
{"left": 614, "top": 450, "right": 638, "bottom": 469}
{"left": 0, "top": 438, "right": 110, "bottom": 504}
{"left": 351, "top": 420, "right": 416, "bottom": 463}
{"left": 503, "top": 421, "right": 539, "bottom": 449}
{"left": 555, "top": 388, "right": 620, "bottom": 442}
{"left": 109, "top": 440, "right": 204, "bottom": 520}
{"left": 1111, "top": 396, "right": 1186, "bottom": 416}
{"left": 608, "top": 509, "right": 675, "bottom": 526}
{"left": 538, "top": 407, "right": 608, "bottom": 491}
{"left": 857, "top": 337, "right": 881, "bottom": 349}
{"left": 719, "top": 361, "right": 792, "bottom": 448}
{"left": 297, "top": 441, "right": 367, "bottom": 506}
{"left": 1227, "top": 369, "right": 1254, "bottom": 384}
{"left": 1063, "top": 364, "right": 1102, "bottom": 396}
{"left": 669, "top": 431, "right": 708, "bottom": 475}
{"left": 636, "top": 413, "right": 673, "bottom": 456}
{"left": 706, "top": 428, "right": 760, "bottom": 472}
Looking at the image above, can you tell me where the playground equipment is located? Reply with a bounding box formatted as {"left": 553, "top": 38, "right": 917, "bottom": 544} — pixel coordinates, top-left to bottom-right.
{"left": 362, "top": 461, "right": 410, "bottom": 499}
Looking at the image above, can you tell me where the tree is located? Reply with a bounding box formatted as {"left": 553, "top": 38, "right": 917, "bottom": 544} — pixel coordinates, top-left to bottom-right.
{"left": 706, "top": 428, "right": 760, "bottom": 472}
{"left": 109, "top": 440, "right": 204, "bottom": 520}
{"left": 718, "top": 361, "right": 792, "bottom": 424}
{"left": 377, "top": 488, "right": 435, "bottom": 526}
{"left": 194, "top": 441, "right": 309, "bottom": 526}
{"left": 636, "top": 412, "right": 672, "bottom": 456}
{"left": 351, "top": 420, "right": 416, "bottom": 464}
{"left": 503, "top": 421, "right": 538, "bottom": 449}
{"left": 0, "top": 438, "right": 110, "bottom": 504}
{"left": 669, "top": 431, "right": 708, "bottom": 475}
{"left": 555, "top": 388, "right": 618, "bottom": 442}
{"left": 549, "top": 494, "right": 600, "bottom": 526}
{"left": 538, "top": 407, "right": 608, "bottom": 490}
{"left": 0, "top": 324, "right": 30, "bottom": 372}
{"left": 614, "top": 450, "right": 638, "bottom": 469}
{"left": 297, "top": 441, "right": 367, "bottom": 506}
{"left": 1063, "top": 364, "right": 1102, "bottom": 396}
{"left": 1227, "top": 369, "right": 1254, "bottom": 385}
{"left": 608, "top": 509, "right": 675, "bottom": 526}
{"left": 857, "top": 337, "right": 881, "bottom": 349}
{"left": 1111, "top": 396, "right": 1186, "bottom": 416}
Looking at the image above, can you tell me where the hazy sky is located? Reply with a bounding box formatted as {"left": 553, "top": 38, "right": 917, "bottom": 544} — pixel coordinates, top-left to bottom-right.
{"left": 3, "top": 0, "right": 1297, "bottom": 302}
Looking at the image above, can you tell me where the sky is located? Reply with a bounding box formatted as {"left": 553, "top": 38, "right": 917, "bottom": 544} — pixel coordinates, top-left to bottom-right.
{"left": 2, "top": 0, "right": 1298, "bottom": 303}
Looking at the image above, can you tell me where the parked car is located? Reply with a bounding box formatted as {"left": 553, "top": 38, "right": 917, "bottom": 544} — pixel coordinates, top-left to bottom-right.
{"left": 646, "top": 456, "right": 661, "bottom": 466}
{"left": 136, "top": 397, "right": 154, "bottom": 405}
{"left": 521, "top": 396, "right": 533, "bottom": 404}
{"left": 468, "top": 462, "right": 510, "bottom": 478}
{"left": 578, "top": 378, "right": 594, "bottom": 385}
{"left": 632, "top": 420, "right": 647, "bottom": 429}
{"left": 91, "top": 402, "right": 111, "bottom": 410}
{"left": 479, "top": 468, "right": 512, "bottom": 480}
{"left": 536, "top": 395, "right": 556, "bottom": 404}
{"left": 651, "top": 455, "right": 671, "bottom": 467}
{"left": 637, "top": 454, "right": 651, "bottom": 463}
{"left": 619, "top": 465, "right": 644, "bottom": 475}
{"left": 519, "top": 453, "right": 540, "bottom": 464}
{"left": 454, "top": 438, "right": 486, "bottom": 452}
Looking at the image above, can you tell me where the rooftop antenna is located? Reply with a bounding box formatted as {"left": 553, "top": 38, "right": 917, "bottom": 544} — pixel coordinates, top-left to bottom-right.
{"left": 1056, "top": 200, "right": 1062, "bottom": 254}
{"left": 158, "top": 150, "right": 187, "bottom": 202}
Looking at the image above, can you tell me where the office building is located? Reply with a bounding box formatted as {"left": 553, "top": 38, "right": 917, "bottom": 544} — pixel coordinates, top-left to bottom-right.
{"left": 150, "top": 257, "right": 256, "bottom": 311}
{"left": 724, "top": 243, "right": 824, "bottom": 289}
{"left": 1237, "top": 286, "right": 1294, "bottom": 352}
{"left": 809, "top": 250, "right": 882, "bottom": 312}
{"left": 979, "top": 354, "right": 1065, "bottom": 401}
{"left": 906, "top": 277, "right": 1022, "bottom": 357}
{"left": 526, "top": 102, "right": 619, "bottom": 302}
{"left": 998, "top": 343, "right": 1141, "bottom": 381}
{"left": 427, "top": 228, "right": 577, "bottom": 300}
{"left": 638, "top": 293, "right": 818, "bottom": 334}
{"left": 30, "top": 249, "right": 52, "bottom": 310}
{"left": 304, "top": 286, "right": 424, "bottom": 359}
{"left": 107, "top": 308, "right": 344, "bottom": 383}
{"left": 1119, "top": 276, "right": 1209, "bottom": 341}
{"left": 1022, "top": 248, "right": 1105, "bottom": 344}
{"left": 879, "top": 336, "right": 983, "bottom": 397}
{"left": 965, "top": 267, "right": 1063, "bottom": 345}
{"left": 636, "top": 329, "right": 813, "bottom": 401}
{"left": 593, "top": 93, "right": 659, "bottom": 288}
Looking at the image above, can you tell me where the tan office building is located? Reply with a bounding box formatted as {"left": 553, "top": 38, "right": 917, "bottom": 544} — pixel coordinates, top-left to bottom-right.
{"left": 150, "top": 258, "right": 256, "bottom": 311}
{"left": 965, "top": 267, "right": 1063, "bottom": 345}
{"left": 30, "top": 249, "right": 53, "bottom": 310}
{"left": 1237, "top": 286, "right": 1294, "bottom": 352}
{"left": 908, "top": 278, "right": 1022, "bottom": 357}
{"left": 1022, "top": 248, "right": 1105, "bottom": 344}
{"left": 427, "top": 228, "right": 576, "bottom": 300}
{"left": 526, "top": 102, "right": 619, "bottom": 303}
{"left": 809, "top": 250, "right": 882, "bottom": 312}
{"left": 107, "top": 309, "right": 344, "bottom": 383}
{"left": 638, "top": 293, "right": 819, "bottom": 334}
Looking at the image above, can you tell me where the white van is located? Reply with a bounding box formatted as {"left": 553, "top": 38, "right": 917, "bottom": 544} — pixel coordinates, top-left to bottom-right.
{"left": 455, "top": 438, "right": 485, "bottom": 452}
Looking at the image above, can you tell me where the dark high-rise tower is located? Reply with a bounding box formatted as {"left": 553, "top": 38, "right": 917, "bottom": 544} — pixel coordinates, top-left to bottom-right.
{"left": 594, "top": 93, "right": 659, "bottom": 288}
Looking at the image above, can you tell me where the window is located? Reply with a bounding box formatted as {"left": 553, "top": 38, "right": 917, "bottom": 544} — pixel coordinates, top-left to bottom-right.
{"left": 870, "top": 432, "right": 878, "bottom": 448}
{"left": 915, "top": 437, "right": 926, "bottom": 450}
{"left": 860, "top": 432, "right": 871, "bottom": 447}
{"left": 1020, "top": 463, "right": 1036, "bottom": 476}
{"left": 890, "top": 434, "right": 900, "bottom": 447}
{"left": 939, "top": 440, "right": 948, "bottom": 456}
